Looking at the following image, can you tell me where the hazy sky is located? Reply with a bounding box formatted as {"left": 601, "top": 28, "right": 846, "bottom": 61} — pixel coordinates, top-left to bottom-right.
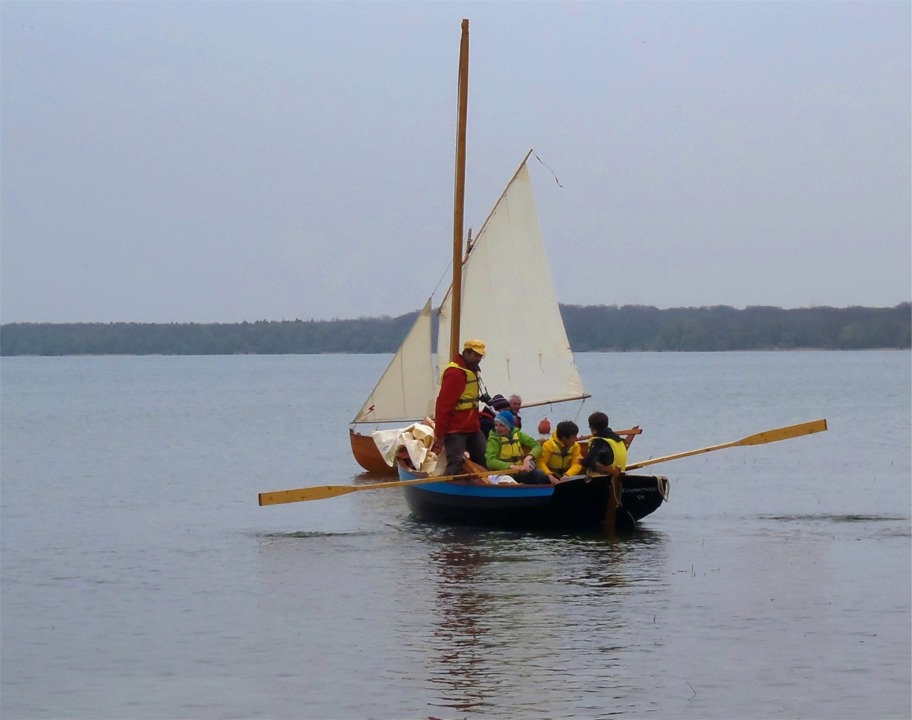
{"left": 2, "top": 1, "right": 909, "bottom": 323}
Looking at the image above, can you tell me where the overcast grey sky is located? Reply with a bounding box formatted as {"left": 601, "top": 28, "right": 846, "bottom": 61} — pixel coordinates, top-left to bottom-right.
{"left": 2, "top": 1, "right": 909, "bottom": 323}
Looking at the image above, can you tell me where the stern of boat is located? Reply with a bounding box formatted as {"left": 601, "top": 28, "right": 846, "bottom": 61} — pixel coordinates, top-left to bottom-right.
{"left": 349, "top": 428, "right": 398, "bottom": 476}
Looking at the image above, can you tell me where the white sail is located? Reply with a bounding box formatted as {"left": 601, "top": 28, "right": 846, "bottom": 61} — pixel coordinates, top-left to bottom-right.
{"left": 437, "top": 160, "right": 587, "bottom": 407}
{"left": 353, "top": 156, "right": 585, "bottom": 430}
{"left": 351, "top": 298, "right": 436, "bottom": 423}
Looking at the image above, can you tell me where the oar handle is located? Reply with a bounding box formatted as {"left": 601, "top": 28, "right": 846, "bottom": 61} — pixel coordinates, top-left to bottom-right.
{"left": 577, "top": 427, "right": 642, "bottom": 442}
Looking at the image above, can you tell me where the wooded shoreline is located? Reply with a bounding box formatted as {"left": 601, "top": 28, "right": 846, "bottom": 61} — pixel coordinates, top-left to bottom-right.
{"left": 1, "top": 303, "right": 908, "bottom": 356}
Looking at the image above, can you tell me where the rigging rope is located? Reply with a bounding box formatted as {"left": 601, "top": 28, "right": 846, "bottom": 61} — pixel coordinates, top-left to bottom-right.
{"left": 534, "top": 153, "right": 564, "bottom": 188}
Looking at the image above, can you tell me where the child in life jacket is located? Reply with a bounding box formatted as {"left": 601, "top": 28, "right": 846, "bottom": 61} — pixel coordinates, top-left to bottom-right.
{"left": 537, "top": 420, "right": 583, "bottom": 484}
{"left": 580, "top": 411, "right": 628, "bottom": 475}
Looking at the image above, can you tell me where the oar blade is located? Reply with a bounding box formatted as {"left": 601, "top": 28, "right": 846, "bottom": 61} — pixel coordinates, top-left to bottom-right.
{"left": 739, "top": 419, "right": 828, "bottom": 446}
{"left": 258, "top": 485, "right": 358, "bottom": 506}
{"left": 625, "top": 418, "right": 828, "bottom": 471}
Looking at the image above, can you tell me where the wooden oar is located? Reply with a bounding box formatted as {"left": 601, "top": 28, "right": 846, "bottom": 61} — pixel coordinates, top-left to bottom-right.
{"left": 258, "top": 465, "right": 514, "bottom": 506}
{"left": 625, "top": 419, "right": 827, "bottom": 471}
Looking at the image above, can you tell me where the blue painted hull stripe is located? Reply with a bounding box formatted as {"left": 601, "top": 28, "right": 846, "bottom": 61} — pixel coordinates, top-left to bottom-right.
{"left": 413, "top": 482, "right": 554, "bottom": 498}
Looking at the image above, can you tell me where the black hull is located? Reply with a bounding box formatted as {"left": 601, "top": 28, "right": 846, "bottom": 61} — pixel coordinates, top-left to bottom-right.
{"left": 400, "top": 471, "right": 669, "bottom": 531}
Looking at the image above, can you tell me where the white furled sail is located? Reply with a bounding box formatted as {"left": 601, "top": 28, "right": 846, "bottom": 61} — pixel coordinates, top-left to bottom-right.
{"left": 436, "top": 158, "right": 587, "bottom": 407}
{"left": 351, "top": 298, "right": 436, "bottom": 423}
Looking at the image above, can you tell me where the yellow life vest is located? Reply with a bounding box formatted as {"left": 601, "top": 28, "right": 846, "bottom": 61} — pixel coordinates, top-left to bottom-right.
{"left": 545, "top": 441, "right": 575, "bottom": 474}
{"left": 444, "top": 361, "right": 480, "bottom": 412}
{"left": 589, "top": 436, "right": 628, "bottom": 471}
{"left": 497, "top": 433, "right": 525, "bottom": 464}
{"left": 605, "top": 437, "right": 628, "bottom": 471}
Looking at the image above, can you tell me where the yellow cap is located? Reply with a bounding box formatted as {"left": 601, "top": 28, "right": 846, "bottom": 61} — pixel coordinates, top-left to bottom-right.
{"left": 463, "top": 339, "right": 486, "bottom": 356}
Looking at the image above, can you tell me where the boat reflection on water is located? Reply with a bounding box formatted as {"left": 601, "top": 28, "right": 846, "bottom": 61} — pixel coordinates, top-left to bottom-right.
{"left": 425, "top": 531, "right": 493, "bottom": 715}
{"left": 414, "top": 524, "right": 670, "bottom": 716}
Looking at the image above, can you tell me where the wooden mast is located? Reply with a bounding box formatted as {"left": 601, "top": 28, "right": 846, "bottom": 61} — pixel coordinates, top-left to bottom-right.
{"left": 449, "top": 18, "right": 469, "bottom": 361}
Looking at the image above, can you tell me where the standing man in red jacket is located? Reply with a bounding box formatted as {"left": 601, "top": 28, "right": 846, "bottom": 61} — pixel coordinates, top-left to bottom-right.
{"left": 433, "top": 339, "right": 488, "bottom": 476}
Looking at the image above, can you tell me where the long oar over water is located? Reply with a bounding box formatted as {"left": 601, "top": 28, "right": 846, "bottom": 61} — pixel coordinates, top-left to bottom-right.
{"left": 625, "top": 418, "right": 828, "bottom": 471}
{"left": 258, "top": 466, "right": 516, "bottom": 506}
{"left": 258, "top": 419, "right": 827, "bottom": 506}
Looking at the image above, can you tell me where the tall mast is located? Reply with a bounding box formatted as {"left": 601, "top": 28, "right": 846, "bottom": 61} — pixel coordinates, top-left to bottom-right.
{"left": 449, "top": 18, "right": 469, "bottom": 361}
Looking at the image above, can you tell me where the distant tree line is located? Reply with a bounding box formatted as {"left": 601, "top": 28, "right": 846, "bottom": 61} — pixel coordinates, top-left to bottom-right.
{"left": 0, "top": 315, "right": 417, "bottom": 356}
{"left": 1, "top": 303, "right": 908, "bottom": 356}
{"left": 561, "top": 303, "right": 911, "bottom": 351}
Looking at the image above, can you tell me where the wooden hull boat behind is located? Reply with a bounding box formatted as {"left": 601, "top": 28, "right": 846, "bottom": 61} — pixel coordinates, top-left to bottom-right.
{"left": 398, "top": 466, "right": 669, "bottom": 531}
{"left": 350, "top": 428, "right": 396, "bottom": 474}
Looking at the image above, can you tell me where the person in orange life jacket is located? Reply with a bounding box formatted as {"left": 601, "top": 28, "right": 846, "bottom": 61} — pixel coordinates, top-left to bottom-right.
{"left": 537, "top": 420, "right": 583, "bottom": 484}
{"left": 433, "top": 339, "right": 489, "bottom": 476}
{"left": 508, "top": 394, "right": 523, "bottom": 430}
{"left": 485, "top": 410, "right": 550, "bottom": 485}
{"left": 580, "top": 411, "right": 628, "bottom": 474}
{"left": 479, "top": 393, "right": 510, "bottom": 437}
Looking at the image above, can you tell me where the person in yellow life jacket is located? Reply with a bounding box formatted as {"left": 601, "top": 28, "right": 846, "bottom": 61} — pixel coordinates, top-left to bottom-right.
{"left": 537, "top": 420, "right": 583, "bottom": 485}
{"left": 485, "top": 411, "right": 549, "bottom": 485}
{"left": 433, "top": 339, "right": 488, "bottom": 476}
{"left": 580, "top": 411, "right": 628, "bottom": 475}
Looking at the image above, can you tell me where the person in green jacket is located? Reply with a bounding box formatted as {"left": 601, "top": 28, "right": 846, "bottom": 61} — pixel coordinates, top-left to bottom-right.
{"left": 485, "top": 411, "right": 549, "bottom": 485}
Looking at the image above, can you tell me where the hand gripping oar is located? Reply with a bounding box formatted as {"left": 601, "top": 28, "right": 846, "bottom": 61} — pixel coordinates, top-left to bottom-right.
{"left": 258, "top": 466, "right": 515, "bottom": 506}
{"left": 625, "top": 418, "right": 827, "bottom": 471}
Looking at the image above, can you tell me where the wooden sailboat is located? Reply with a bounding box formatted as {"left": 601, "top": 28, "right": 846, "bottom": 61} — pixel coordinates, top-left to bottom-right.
{"left": 359, "top": 19, "right": 668, "bottom": 530}
{"left": 350, "top": 299, "right": 436, "bottom": 474}
{"left": 349, "top": 43, "right": 590, "bottom": 475}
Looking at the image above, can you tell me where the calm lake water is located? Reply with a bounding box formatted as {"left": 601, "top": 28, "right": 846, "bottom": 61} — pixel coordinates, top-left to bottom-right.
{"left": 1, "top": 351, "right": 910, "bottom": 720}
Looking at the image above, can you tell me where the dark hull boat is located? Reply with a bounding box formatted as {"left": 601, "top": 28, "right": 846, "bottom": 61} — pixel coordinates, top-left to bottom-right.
{"left": 399, "top": 467, "right": 669, "bottom": 531}
{"left": 361, "top": 21, "right": 667, "bottom": 533}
